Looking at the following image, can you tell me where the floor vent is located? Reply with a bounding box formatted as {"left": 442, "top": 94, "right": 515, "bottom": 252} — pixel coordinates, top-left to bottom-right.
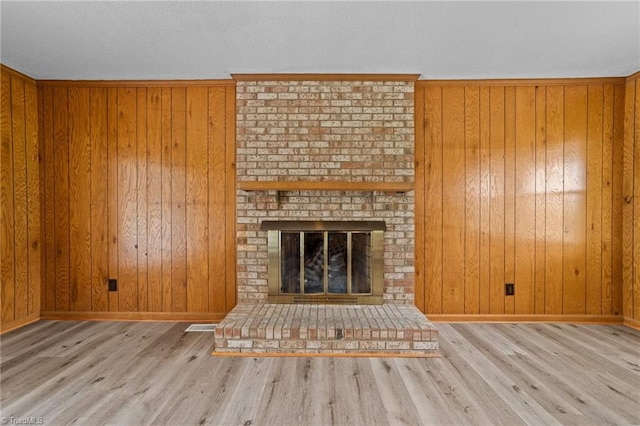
{"left": 185, "top": 324, "right": 217, "bottom": 332}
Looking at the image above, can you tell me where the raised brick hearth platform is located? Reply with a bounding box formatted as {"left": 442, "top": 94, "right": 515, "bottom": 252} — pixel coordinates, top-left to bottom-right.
{"left": 212, "top": 303, "right": 439, "bottom": 356}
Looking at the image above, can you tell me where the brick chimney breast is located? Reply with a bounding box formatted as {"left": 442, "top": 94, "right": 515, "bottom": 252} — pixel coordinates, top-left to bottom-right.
{"left": 236, "top": 78, "right": 415, "bottom": 304}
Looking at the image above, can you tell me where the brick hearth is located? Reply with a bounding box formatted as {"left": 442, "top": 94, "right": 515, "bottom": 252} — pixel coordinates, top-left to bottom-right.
{"left": 213, "top": 303, "right": 439, "bottom": 356}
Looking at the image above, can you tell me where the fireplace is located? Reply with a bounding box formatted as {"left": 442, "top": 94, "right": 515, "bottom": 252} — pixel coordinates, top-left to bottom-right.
{"left": 216, "top": 76, "right": 435, "bottom": 356}
{"left": 235, "top": 77, "right": 416, "bottom": 304}
{"left": 262, "top": 221, "right": 385, "bottom": 304}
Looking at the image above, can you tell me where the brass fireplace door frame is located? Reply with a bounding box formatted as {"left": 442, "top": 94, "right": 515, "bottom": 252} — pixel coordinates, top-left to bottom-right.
{"left": 262, "top": 221, "right": 385, "bottom": 304}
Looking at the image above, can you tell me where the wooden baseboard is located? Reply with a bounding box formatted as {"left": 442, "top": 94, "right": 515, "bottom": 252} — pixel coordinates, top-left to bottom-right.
{"left": 0, "top": 313, "right": 40, "bottom": 334}
{"left": 40, "top": 311, "right": 226, "bottom": 323}
{"left": 623, "top": 317, "right": 640, "bottom": 330}
{"left": 426, "top": 314, "right": 623, "bottom": 324}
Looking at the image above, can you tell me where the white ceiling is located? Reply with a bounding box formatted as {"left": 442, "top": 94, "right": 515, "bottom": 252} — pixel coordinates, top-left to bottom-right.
{"left": 1, "top": 1, "right": 639, "bottom": 81}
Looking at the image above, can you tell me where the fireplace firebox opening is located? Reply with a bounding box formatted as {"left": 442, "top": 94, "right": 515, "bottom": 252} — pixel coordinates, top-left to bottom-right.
{"left": 261, "top": 221, "right": 385, "bottom": 304}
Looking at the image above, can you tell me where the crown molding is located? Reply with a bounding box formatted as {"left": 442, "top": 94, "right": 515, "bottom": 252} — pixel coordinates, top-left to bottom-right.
{"left": 0, "top": 64, "right": 37, "bottom": 85}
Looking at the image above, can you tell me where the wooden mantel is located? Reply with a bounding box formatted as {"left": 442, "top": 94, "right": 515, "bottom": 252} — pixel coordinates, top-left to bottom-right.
{"left": 237, "top": 181, "right": 414, "bottom": 193}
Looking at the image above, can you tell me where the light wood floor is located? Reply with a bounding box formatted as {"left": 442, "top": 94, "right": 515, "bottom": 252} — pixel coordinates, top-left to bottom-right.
{"left": 1, "top": 320, "right": 638, "bottom": 426}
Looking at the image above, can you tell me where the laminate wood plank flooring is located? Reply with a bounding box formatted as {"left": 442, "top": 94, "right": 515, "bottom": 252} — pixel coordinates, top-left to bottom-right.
{"left": 1, "top": 320, "right": 638, "bottom": 426}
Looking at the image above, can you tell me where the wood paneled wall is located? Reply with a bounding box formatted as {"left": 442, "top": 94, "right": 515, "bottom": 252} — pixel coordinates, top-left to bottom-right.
{"left": 1, "top": 66, "right": 41, "bottom": 331}
{"left": 623, "top": 72, "right": 640, "bottom": 325}
{"left": 415, "top": 79, "right": 626, "bottom": 317}
{"left": 4, "top": 64, "right": 640, "bottom": 326}
{"left": 38, "top": 82, "right": 236, "bottom": 319}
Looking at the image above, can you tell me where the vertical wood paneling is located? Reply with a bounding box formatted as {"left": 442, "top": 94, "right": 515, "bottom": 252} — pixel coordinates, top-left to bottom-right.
{"left": 107, "top": 88, "right": 119, "bottom": 312}
{"left": 563, "top": 86, "right": 587, "bottom": 314}
{"left": 479, "top": 87, "right": 491, "bottom": 314}
{"left": 1, "top": 71, "right": 16, "bottom": 323}
{"left": 2, "top": 73, "right": 635, "bottom": 322}
{"left": 25, "top": 82, "right": 40, "bottom": 316}
{"left": 612, "top": 85, "right": 625, "bottom": 316}
{"left": 625, "top": 77, "right": 639, "bottom": 321}
{"left": 209, "top": 86, "right": 227, "bottom": 314}
{"left": 136, "top": 89, "right": 148, "bottom": 312}
{"left": 534, "top": 86, "right": 546, "bottom": 314}
{"left": 39, "top": 82, "right": 235, "bottom": 316}
{"left": 586, "top": 85, "right": 604, "bottom": 314}
{"left": 504, "top": 87, "right": 516, "bottom": 315}
{"left": 160, "top": 88, "right": 173, "bottom": 312}
{"left": 146, "top": 88, "right": 162, "bottom": 312}
{"left": 0, "top": 67, "right": 41, "bottom": 328}
{"left": 545, "top": 86, "right": 565, "bottom": 314}
{"left": 32, "top": 75, "right": 633, "bottom": 320}
{"left": 42, "top": 87, "right": 55, "bottom": 312}
{"left": 38, "top": 86, "right": 45, "bottom": 313}
{"left": 117, "top": 88, "right": 138, "bottom": 312}
{"left": 171, "top": 87, "right": 187, "bottom": 312}
{"left": 464, "top": 87, "right": 480, "bottom": 314}
{"left": 633, "top": 79, "right": 640, "bottom": 320}
{"left": 601, "top": 85, "right": 614, "bottom": 315}
{"left": 186, "top": 87, "right": 209, "bottom": 312}
{"left": 488, "top": 87, "right": 505, "bottom": 314}
{"left": 68, "top": 87, "right": 92, "bottom": 311}
{"left": 90, "top": 88, "right": 108, "bottom": 312}
{"left": 224, "top": 86, "right": 236, "bottom": 312}
{"left": 424, "top": 86, "right": 443, "bottom": 314}
{"left": 224, "top": 86, "right": 237, "bottom": 312}
{"left": 441, "top": 87, "right": 465, "bottom": 314}
{"left": 417, "top": 79, "right": 626, "bottom": 317}
{"left": 53, "top": 87, "right": 70, "bottom": 312}
{"left": 12, "top": 77, "right": 28, "bottom": 320}
{"left": 514, "top": 86, "right": 536, "bottom": 315}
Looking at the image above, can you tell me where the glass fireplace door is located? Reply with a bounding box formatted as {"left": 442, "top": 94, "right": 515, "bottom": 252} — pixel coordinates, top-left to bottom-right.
{"left": 264, "top": 221, "right": 384, "bottom": 304}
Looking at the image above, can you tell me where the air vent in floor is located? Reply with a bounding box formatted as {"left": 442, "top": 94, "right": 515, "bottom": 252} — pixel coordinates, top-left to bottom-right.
{"left": 185, "top": 324, "right": 217, "bottom": 332}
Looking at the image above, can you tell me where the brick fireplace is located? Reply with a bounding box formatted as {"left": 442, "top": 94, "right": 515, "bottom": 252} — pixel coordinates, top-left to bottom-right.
{"left": 234, "top": 76, "right": 417, "bottom": 305}
{"left": 213, "top": 75, "right": 439, "bottom": 355}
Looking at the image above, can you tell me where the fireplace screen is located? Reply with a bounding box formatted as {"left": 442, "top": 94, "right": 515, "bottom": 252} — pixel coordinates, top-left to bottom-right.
{"left": 263, "top": 221, "right": 384, "bottom": 304}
